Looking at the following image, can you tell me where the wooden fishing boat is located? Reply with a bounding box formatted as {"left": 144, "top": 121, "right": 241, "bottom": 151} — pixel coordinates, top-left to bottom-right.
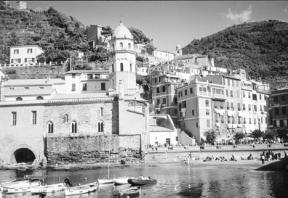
{"left": 113, "top": 186, "right": 140, "bottom": 198}
{"left": 113, "top": 177, "right": 131, "bottom": 185}
{"left": 1, "top": 178, "right": 42, "bottom": 194}
{"left": 128, "top": 177, "right": 157, "bottom": 186}
{"left": 30, "top": 183, "right": 66, "bottom": 194}
{"left": 98, "top": 178, "right": 115, "bottom": 185}
{"left": 64, "top": 182, "right": 98, "bottom": 196}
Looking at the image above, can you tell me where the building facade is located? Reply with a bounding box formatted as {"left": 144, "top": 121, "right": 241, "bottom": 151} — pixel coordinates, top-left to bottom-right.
{"left": 10, "top": 45, "right": 44, "bottom": 66}
{"left": 269, "top": 88, "right": 288, "bottom": 128}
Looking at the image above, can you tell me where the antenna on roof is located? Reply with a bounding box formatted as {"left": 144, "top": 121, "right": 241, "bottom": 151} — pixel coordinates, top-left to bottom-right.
{"left": 120, "top": 16, "right": 124, "bottom": 24}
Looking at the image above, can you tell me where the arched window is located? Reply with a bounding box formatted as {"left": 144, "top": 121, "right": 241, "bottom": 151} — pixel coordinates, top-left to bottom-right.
{"left": 48, "top": 121, "right": 54, "bottom": 133}
{"left": 36, "top": 96, "right": 43, "bottom": 100}
{"left": 120, "top": 63, "right": 124, "bottom": 71}
{"left": 130, "top": 64, "right": 132, "bottom": 72}
{"left": 98, "top": 122, "right": 104, "bottom": 132}
{"left": 63, "top": 114, "right": 69, "bottom": 123}
{"left": 16, "top": 97, "right": 23, "bottom": 101}
{"left": 71, "top": 121, "right": 77, "bottom": 133}
{"left": 120, "top": 42, "right": 123, "bottom": 48}
{"left": 128, "top": 43, "right": 131, "bottom": 49}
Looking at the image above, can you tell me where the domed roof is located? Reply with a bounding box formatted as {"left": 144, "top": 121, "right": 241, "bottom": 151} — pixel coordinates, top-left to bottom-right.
{"left": 113, "top": 22, "right": 133, "bottom": 39}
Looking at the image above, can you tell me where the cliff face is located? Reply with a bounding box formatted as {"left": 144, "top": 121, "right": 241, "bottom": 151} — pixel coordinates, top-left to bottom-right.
{"left": 182, "top": 20, "right": 288, "bottom": 88}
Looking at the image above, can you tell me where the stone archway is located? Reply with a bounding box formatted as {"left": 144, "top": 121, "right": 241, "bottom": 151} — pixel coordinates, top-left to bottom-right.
{"left": 14, "top": 148, "right": 36, "bottom": 164}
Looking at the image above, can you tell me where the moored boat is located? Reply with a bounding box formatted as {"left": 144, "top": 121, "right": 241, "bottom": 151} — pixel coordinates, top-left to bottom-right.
{"left": 64, "top": 182, "right": 99, "bottom": 196}
{"left": 98, "top": 179, "right": 115, "bottom": 185}
{"left": 30, "top": 183, "right": 66, "bottom": 194}
{"left": 1, "top": 178, "right": 42, "bottom": 194}
{"left": 113, "top": 186, "right": 140, "bottom": 198}
{"left": 113, "top": 177, "right": 131, "bottom": 185}
{"left": 128, "top": 176, "right": 157, "bottom": 186}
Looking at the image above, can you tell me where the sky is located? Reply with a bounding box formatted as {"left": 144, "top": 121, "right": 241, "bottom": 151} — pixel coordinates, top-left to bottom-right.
{"left": 29, "top": 1, "right": 288, "bottom": 52}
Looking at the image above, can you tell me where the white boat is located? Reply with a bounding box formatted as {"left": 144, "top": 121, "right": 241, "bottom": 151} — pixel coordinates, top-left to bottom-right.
{"left": 1, "top": 179, "right": 42, "bottom": 194}
{"left": 98, "top": 179, "right": 115, "bottom": 185}
{"left": 30, "top": 183, "right": 66, "bottom": 194}
{"left": 113, "top": 177, "right": 130, "bottom": 185}
{"left": 64, "top": 182, "right": 98, "bottom": 196}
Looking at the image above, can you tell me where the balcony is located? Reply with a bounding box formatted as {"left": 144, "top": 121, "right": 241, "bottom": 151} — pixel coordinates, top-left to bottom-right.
{"left": 212, "top": 93, "right": 226, "bottom": 101}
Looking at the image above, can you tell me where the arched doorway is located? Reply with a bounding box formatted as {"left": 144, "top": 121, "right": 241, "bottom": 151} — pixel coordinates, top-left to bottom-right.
{"left": 14, "top": 148, "right": 36, "bottom": 164}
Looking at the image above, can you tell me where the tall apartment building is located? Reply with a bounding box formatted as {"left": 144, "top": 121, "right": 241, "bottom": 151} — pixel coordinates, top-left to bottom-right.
{"left": 176, "top": 72, "right": 269, "bottom": 143}
{"left": 268, "top": 87, "right": 288, "bottom": 128}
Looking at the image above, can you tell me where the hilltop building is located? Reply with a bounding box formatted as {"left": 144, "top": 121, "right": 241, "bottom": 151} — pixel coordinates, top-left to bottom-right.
{"left": 9, "top": 45, "right": 43, "bottom": 67}
{"left": 87, "top": 25, "right": 111, "bottom": 49}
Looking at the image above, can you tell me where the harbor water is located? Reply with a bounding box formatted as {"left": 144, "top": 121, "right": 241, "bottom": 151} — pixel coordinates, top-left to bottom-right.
{"left": 0, "top": 163, "right": 287, "bottom": 198}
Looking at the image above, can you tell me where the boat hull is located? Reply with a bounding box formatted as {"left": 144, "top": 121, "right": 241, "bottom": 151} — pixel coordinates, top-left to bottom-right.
{"left": 128, "top": 178, "right": 157, "bottom": 186}
{"left": 64, "top": 182, "right": 98, "bottom": 196}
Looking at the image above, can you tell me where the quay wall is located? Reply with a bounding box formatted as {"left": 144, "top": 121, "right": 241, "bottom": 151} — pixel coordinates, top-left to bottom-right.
{"left": 145, "top": 148, "right": 288, "bottom": 163}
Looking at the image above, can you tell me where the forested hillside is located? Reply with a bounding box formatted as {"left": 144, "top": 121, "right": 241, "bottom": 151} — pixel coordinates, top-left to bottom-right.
{"left": 182, "top": 20, "right": 288, "bottom": 87}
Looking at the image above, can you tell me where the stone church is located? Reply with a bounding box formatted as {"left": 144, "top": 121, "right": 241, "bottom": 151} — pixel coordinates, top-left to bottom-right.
{"left": 0, "top": 22, "right": 149, "bottom": 166}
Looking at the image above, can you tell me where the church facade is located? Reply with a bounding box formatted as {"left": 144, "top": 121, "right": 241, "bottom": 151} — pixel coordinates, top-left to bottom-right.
{"left": 0, "top": 22, "right": 149, "bottom": 166}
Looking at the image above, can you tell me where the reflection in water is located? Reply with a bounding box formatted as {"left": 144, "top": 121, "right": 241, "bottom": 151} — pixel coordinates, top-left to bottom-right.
{"left": 0, "top": 164, "right": 287, "bottom": 198}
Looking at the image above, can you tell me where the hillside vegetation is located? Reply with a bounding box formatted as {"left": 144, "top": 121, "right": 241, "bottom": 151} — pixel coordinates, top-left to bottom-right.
{"left": 182, "top": 20, "right": 288, "bottom": 87}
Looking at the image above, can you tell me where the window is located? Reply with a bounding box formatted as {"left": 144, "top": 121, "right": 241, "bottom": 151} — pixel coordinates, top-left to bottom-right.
{"left": 130, "top": 64, "right": 132, "bottom": 72}
{"left": 128, "top": 43, "right": 131, "bottom": 49}
{"left": 24, "top": 87, "right": 30, "bottom": 90}
{"left": 273, "top": 96, "right": 278, "bottom": 103}
{"left": 248, "top": 104, "right": 251, "bottom": 111}
{"left": 182, "top": 101, "right": 186, "bottom": 108}
{"left": 71, "top": 121, "right": 77, "bottom": 133}
{"left": 185, "top": 90, "right": 187, "bottom": 95}
{"left": 196, "top": 122, "right": 198, "bottom": 128}
{"left": 32, "top": 111, "right": 37, "bottom": 125}
{"left": 206, "top": 110, "right": 210, "bottom": 116}
{"left": 12, "top": 112, "right": 17, "bottom": 126}
{"left": 82, "top": 83, "right": 87, "bottom": 91}
{"left": 230, "top": 90, "right": 233, "bottom": 97}
{"left": 48, "top": 121, "right": 54, "bottom": 133}
{"left": 238, "top": 103, "right": 241, "bottom": 111}
{"left": 14, "top": 49, "right": 19, "bottom": 54}
{"left": 16, "top": 97, "right": 23, "bottom": 101}
{"left": 157, "top": 87, "right": 160, "bottom": 93}
{"left": 27, "top": 48, "right": 32, "bottom": 53}
{"left": 24, "top": 58, "right": 27, "bottom": 62}
{"left": 72, "top": 73, "right": 76, "bottom": 78}
{"left": 98, "top": 122, "right": 104, "bottom": 132}
{"left": 226, "top": 90, "right": 229, "bottom": 97}
{"left": 254, "top": 105, "right": 257, "bottom": 111}
{"left": 281, "top": 95, "right": 286, "bottom": 101}
{"left": 275, "top": 108, "right": 279, "bottom": 115}
{"left": 205, "top": 100, "right": 209, "bottom": 107}
{"left": 282, "top": 107, "right": 287, "bottom": 115}
{"left": 120, "top": 63, "right": 124, "bottom": 71}
{"left": 36, "top": 96, "right": 43, "bottom": 100}
{"left": 120, "top": 42, "right": 123, "bottom": 48}
{"left": 163, "top": 98, "right": 166, "bottom": 104}
{"left": 226, "top": 102, "right": 229, "bottom": 110}
{"left": 112, "top": 64, "right": 114, "bottom": 72}
{"left": 243, "top": 91, "right": 245, "bottom": 98}
{"left": 72, "top": 84, "right": 76, "bottom": 92}
{"left": 192, "top": 110, "right": 194, "bottom": 116}
{"left": 101, "top": 83, "right": 106, "bottom": 91}
{"left": 157, "top": 99, "right": 160, "bottom": 105}
{"left": 252, "top": 94, "right": 257, "bottom": 101}
{"left": 162, "top": 86, "right": 166, "bottom": 92}
{"left": 100, "top": 107, "right": 104, "bottom": 116}
{"left": 238, "top": 117, "right": 241, "bottom": 124}
{"left": 190, "top": 87, "right": 193, "bottom": 94}
{"left": 63, "top": 114, "right": 69, "bottom": 123}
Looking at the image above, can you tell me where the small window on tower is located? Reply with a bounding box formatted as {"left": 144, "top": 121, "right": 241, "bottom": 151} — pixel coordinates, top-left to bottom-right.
{"left": 120, "top": 63, "right": 124, "bottom": 71}
{"left": 130, "top": 64, "right": 132, "bottom": 72}
{"left": 120, "top": 42, "right": 123, "bottom": 48}
{"left": 128, "top": 43, "right": 131, "bottom": 49}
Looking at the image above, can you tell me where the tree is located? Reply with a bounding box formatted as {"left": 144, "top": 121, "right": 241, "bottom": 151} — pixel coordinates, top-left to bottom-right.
{"left": 129, "top": 27, "right": 151, "bottom": 44}
{"left": 263, "top": 129, "right": 276, "bottom": 140}
{"left": 205, "top": 130, "right": 216, "bottom": 145}
{"left": 250, "top": 129, "right": 264, "bottom": 140}
{"left": 234, "top": 132, "right": 245, "bottom": 144}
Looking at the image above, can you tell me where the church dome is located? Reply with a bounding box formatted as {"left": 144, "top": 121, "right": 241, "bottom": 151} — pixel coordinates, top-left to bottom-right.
{"left": 113, "top": 22, "right": 133, "bottom": 39}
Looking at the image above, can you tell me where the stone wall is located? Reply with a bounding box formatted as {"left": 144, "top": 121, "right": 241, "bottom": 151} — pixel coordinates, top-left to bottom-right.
{"left": 45, "top": 135, "right": 119, "bottom": 165}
